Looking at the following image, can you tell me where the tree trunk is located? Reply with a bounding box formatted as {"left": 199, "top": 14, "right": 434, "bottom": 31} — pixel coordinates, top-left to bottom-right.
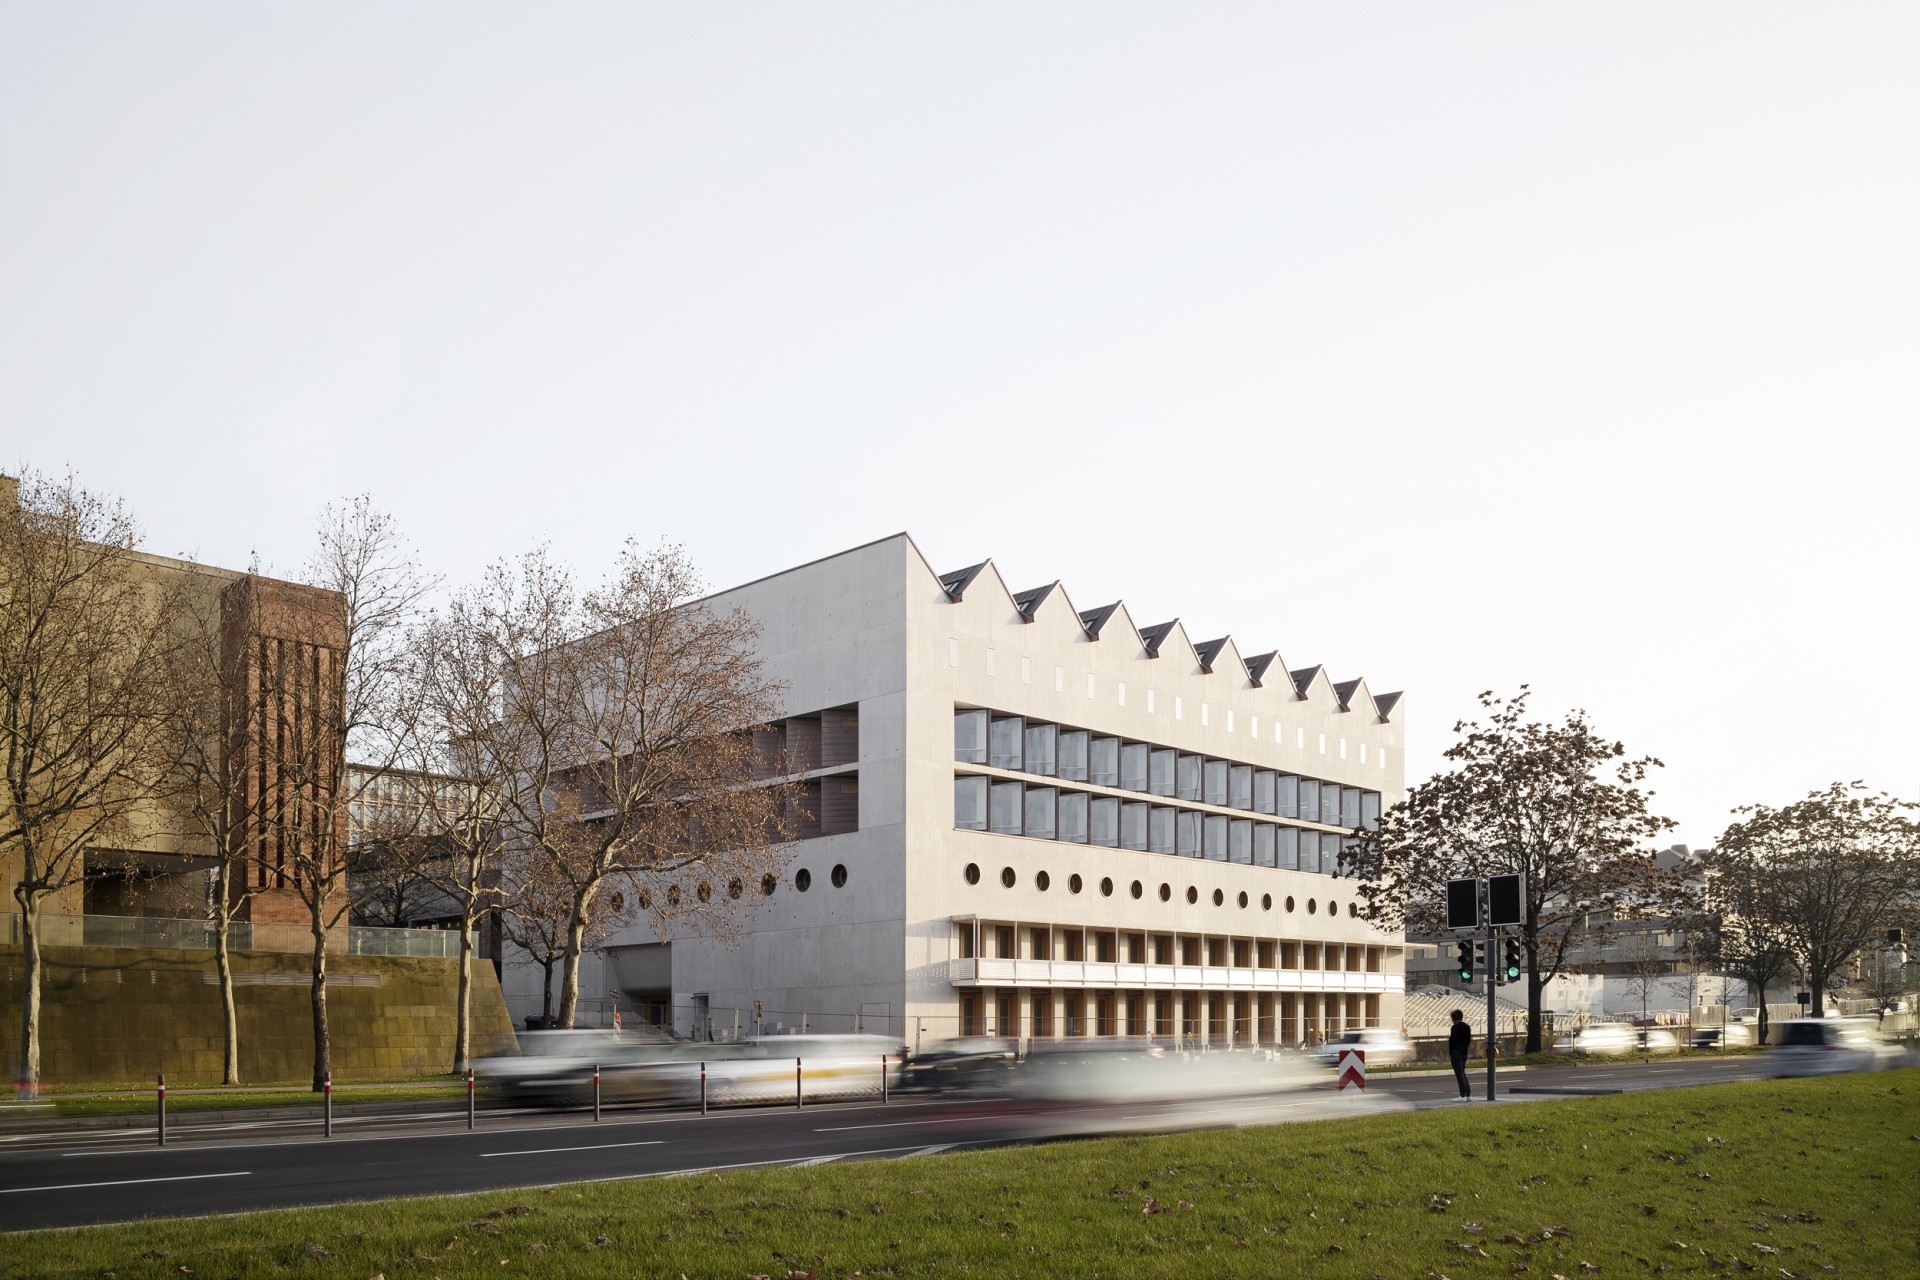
{"left": 1808, "top": 958, "right": 1827, "bottom": 1020}
{"left": 17, "top": 898, "right": 42, "bottom": 1098}
{"left": 539, "top": 957, "right": 555, "bottom": 1026}
{"left": 214, "top": 875, "right": 240, "bottom": 1085}
{"left": 557, "top": 913, "right": 588, "bottom": 1029}
{"left": 309, "top": 911, "right": 331, "bottom": 1091}
{"left": 1523, "top": 933, "right": 1545, "bottom": 1054}
{"left": 453, "top": 920, "right": 473, "bottom": 1075}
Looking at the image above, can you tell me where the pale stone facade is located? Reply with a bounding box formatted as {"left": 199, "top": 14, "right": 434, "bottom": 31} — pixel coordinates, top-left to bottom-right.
{"left": 501, "top": 534, "right": 1407, "bottom": 1050}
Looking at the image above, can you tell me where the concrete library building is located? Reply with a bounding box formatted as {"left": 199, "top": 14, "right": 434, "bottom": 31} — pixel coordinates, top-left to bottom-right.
{"left": 503, "top": 534, "right": 1408, "bottom": 1052}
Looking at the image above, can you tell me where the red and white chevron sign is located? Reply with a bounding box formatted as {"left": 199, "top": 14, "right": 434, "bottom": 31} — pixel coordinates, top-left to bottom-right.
{"left": 1336, "top": 1047, "right": 1366, "bottom": 1090}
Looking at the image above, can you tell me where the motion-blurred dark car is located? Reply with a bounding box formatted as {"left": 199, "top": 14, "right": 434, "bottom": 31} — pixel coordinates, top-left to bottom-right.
{"left": 898, "top": 1036, "right": 1017, "bottom": 1095}
{"left": 1688, "top": 1024, "right": 1753, "bottom": 1050}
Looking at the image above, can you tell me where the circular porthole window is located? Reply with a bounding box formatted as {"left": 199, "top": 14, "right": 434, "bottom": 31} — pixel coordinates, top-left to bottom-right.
{"left": 1348, "top": 901, "right": 1360, "bottom": 918}
{"left": 666, "top": 884, "right": 682, "bottom": 906}
{"left": 728, "top": 878, "right": 744, "bottom": 900}
{"left": 1307, "top": 898, "right": 1318, "bottom": 914}
{"left": 831, "top": 864, "right": 848, "bottom": 889}
{"left": 609, "top": 891, "right": 626, "bottom": 913}
{"left": 1159, "top": 883, "right": 1172, "bottom": 902}
{"left": 637, "top": 888, "right": 652, "bottom": 910}
{"left": 1130, "top": 880, "right": 1143, "bottom": 900}
{"left": 1327, "top": 900, "right": 1337, "bottom": 916}
{"left": 1001, "top": 866, "right": 1017, "bottom": 889}
{"left": 1100, "top": 877, "right": 1114, "bottom": 897}
{"left": 794, "top": 869, "right": 811, "bottom": 893}
{"left": 761, "top": 874, "right": 777, "bottom": 897}
{"left": 1186, "top": 886, "right": 1199, "bottom": 905}
{"left": 1036, "top": 870, "right": 1051, "bottom": 891}
{"left": 964, "top": 863, "right": 981, "bottom": 885}
{"left": 1285, "top": 895, "right": 1296, "bottom": 913}
{"left": 1069, "top": 874, "right": 1084, "bottom": 895}
{"left": 1261, "top": 893, "right": 1273, "bottom": 911}
{"left": 697, "top": 881, "right": 712, "bottom": 903}
{"left": 1237, "top": 891, "right": 1249, "bottom": 909}
{"left": 1212, "top": 888, "right": 1225, "bottom": 907}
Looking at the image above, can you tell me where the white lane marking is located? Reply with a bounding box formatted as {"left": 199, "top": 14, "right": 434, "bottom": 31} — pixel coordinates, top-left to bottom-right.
{"left": 905, "top": 1144, "right": 957, "bottom": 1157}
{"left": 1, "top": 1171, "right": 251, "bottom": 1195}
{"left": 482, "top": 1140, "right": 664, "bottom": 1158}
{"left": 814, "top": 1115, "right": 989, "bottom": 1132}
{"left": 793, "top": 1154, "right": 844, "bottom": 1166}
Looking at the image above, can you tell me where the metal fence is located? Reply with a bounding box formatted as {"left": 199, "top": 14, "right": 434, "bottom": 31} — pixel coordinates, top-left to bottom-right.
{"left": 1, "top": 911, "right": 468, "bottom": 959}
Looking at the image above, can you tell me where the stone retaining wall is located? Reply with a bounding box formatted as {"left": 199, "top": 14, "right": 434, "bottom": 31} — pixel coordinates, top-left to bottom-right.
{"left": 0, "top": 944, "right": 517, "bottom": 1085}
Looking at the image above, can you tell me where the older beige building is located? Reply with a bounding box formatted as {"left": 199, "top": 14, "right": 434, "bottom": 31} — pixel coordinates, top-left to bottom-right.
{"left": 509, "top": 533, "right": 1407, "bottom": 1049}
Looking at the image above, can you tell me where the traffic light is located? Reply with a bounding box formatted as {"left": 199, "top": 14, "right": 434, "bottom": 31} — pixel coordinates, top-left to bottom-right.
{"left": 1455, "top": 940, "right": 1474, "bottom": 983}
{"left": 1502, "top": 937, "right": 1522, "bottom": 984}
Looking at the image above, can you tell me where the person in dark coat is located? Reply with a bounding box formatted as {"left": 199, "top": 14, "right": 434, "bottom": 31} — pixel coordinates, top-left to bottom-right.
{"left": 1448, "top": 1008, "right": 1472, "bottom": 1098}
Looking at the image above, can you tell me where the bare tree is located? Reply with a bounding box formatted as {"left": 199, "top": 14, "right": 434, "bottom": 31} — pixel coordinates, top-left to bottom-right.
{"left": 401, "top": 567, "right": 569, "bottom": 1071}
{"left": 1690, "top": 856, "right": 1795, "bottom": 1044}
{"left": 497, "top": 838, "right": 615, "bottom": 1028}
{"left": 155, "top": 570, "right": 286, "bottom": 1085}
{"left": 1, "top": 471, "right": 180, "bottom": 1094}
{"left": 262, "top": 498, "right": 432, "bottom": 1089}
{"left": 1341, "top": 687, "right": 1683, "bottom": 1053}
{"left": 1706, "top": 782, "right": 1918, "bottom": 1019}
{"left": 474, "top": 543, "right": 800, "bottom": 1028}
{"left": 1614, "top": 928, "right": 1667, "bottom": 1024}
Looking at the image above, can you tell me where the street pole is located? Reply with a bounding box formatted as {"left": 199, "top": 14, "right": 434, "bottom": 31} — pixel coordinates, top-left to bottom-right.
{"left": 1485, "top": 890, "right": 1498, "bottom": 1102}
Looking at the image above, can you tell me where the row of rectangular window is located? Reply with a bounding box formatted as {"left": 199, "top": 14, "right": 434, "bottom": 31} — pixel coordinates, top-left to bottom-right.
{"left": 962, "top": 928, "right": 1381, "bottom": 970}
{"left": 954, "top": 775, "right": 1351, "bottom": 871}
{"left": 954, "top": 709, "right": 1381, "bottom": 828}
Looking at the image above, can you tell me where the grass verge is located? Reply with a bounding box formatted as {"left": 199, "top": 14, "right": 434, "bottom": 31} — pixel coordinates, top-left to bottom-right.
{"left": 8, "top": 1068, "right": 1917, "bottom": 1278}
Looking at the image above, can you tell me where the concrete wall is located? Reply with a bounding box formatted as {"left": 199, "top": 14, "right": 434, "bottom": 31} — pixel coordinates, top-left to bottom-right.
{"left": 500, "top": 532, "right": 1411, "bottom": 1045}
{"left": 0, "top": 945, "right": 516, "bottom": 1085}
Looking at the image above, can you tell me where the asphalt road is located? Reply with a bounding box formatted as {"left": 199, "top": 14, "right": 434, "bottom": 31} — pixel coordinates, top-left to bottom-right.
{"left": 0, "top": 1055, "right": 1776, "bottom": 1232}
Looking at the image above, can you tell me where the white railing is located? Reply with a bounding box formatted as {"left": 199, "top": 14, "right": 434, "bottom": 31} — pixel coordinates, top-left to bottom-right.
{"left": 1, "top": 911, "right": 469, "bottom": 959}
{"left": 949, "top": 956, "right": 1396, "bottom": 992}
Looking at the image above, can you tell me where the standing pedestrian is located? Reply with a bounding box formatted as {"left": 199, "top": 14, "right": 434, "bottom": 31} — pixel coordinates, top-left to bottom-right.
{"left": 1448, "top": 1009, "right": 1472, "bottom": 1099}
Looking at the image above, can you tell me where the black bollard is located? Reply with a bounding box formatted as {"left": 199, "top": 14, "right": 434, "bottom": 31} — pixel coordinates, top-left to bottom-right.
{"left": 700, "top": 1061, "right": 708, "bottom": 1116}
{"left": 323, "top": 1072, "right": 333, "bottom": 1137}
{"left": 467, "top": 1068, "right": 476, "bottom": 1130}
{"left": 795, "top": 1056, "right": 803, "bottom": 1109}
{"left": 593, "top": 1064, "right": 601, "bottom": 1122}
{"left": 157, "top": 1073, "right": 167, "bottom": 1147}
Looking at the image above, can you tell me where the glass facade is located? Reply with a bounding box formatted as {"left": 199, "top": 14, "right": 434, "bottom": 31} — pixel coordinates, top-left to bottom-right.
{"left": 955, "top": 775, "right": 987, "bottom": 830}
{"left": 1058, "top": 730, "right": 1089, "bottom": 782}
{"left": 1203, "top": 758, "right": 1229, "bottom": 806}
{"left": 1089, "top": 795, "right": 1119, "bottom": 847}
{"left": 1025, "top": 722, "right": 1058, "bottom": 777}
{"left": 989, "top": 716, "right": 1023, "bottom": 771}
{"left": 951, "top": 708, "right": 1386, "bottom": 880}
{"left": 1025, "top": 786, "right": 1057, "bottom": 841}
{"left": 1058, "top": 790, "right": 1088, "bottom": 843}
{"left": 989, "top": 780, "right": 1023, "bottom": 835}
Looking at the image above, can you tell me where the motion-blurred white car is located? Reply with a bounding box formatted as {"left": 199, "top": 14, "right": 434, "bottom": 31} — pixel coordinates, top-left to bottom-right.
{"left": 1311, "top": 1028, "right": 1415, "bottom": 1069}
{"left": 703, "top": 1034, "right": 902, "bottom": 1104}
{"left": 1768, "top": 1019, "right": 1904, "bottom": 1076}
{"left": 1569, "top": 1024, "right": 1634, "bottom": 1055}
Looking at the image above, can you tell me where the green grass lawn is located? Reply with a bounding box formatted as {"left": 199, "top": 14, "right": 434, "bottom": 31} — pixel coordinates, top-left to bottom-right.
{"left": 8, "top": 1069, "right": 1917, "bottom": 1278}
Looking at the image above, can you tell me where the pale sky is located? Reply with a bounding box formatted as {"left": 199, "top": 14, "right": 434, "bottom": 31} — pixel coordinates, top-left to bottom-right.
{"left": 5, "top": 5, "right": 1917, "bottom": 848}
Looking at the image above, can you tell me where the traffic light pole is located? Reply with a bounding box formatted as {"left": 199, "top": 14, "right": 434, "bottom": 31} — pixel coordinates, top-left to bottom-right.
{"left": 1484, "top": 908, "right": 1498, "bottom": 1102}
